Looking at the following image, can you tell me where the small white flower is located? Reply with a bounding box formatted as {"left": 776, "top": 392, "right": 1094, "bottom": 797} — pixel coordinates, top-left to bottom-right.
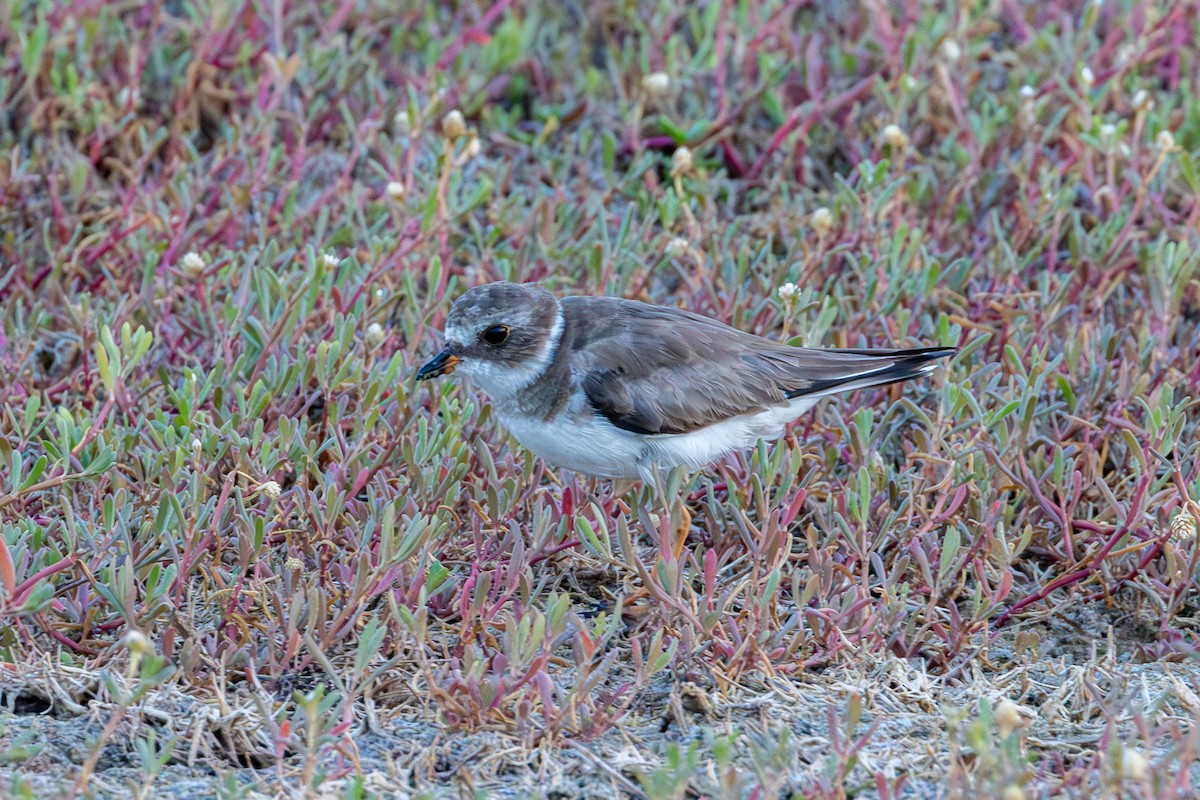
{"left": 902, "top": 75, "right": 919, "bottom": 91}
{"left": 322, "top": 253, "right": 339, "bottom": 268}
{"left": 386, "top": 181, "right": 405, "bottom": 201}
{"left": 1121, "top": 748, "right": 1148, "bottom": 781}
{"left": 441, "top": 109, "right": 467, "bottom": 140}
{"left": 464, "top": 136, "right": 481, "bottom": 161}
{"left": 670, "top": 147, "right": 693, "bottom": 176}
{"left": 666, "top": 237, "right": 690, "bottom": 256}
{"left": 1099, "top": 123, "right": 1116, "bottom": 141}
{"left": 777, "top": 282, "right": 799, "bottom": 300}
{"left": 394, "top": 109, "right": 411, "bottom": 133}
{"left": 191, "top": 437, "right": 203, "bottom": 456}
{"left": 364, "top": 322, "right": 386, "bottom": 348}
{"left": 375, "top": 288, "right": 385, "bottom": 299}
{"left": 180, "top": 251, "right": 206, "bottom": 278}
{"left": 811, "top": 207, "right": 834, "bottom": 236}
{"left": 259, "top": 480, "right": 281, "bottom": 500}
{"left": 939, "top": 39, "right": 961, "bottom": 62}
{"left": 881, "top": 123, "right": 909, "bottom": 151}
{"left": 641, "top": 71, "right": 670, "bottom": 97}
{"left": 1157, "top": 129, "right": 1176, "bottom": 152}
{"left": 1019, "top": 84, "right": 1036, "bottom": 99}
{"left": 1080, "top": 65, "right": 1095, "bottom": 87}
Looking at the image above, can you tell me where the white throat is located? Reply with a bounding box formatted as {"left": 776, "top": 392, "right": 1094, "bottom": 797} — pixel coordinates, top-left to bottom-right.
{"left": 460, "top": 307, "right": 564, "bottom": 401}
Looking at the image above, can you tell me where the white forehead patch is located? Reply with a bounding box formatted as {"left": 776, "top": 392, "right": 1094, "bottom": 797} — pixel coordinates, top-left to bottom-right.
{"left": 443, "top": 322, "right": 469, "bottom": 348}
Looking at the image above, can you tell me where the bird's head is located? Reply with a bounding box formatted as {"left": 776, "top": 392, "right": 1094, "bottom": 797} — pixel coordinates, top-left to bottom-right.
{"left": 417, "top": 281, "right": 563, "bottom": 399}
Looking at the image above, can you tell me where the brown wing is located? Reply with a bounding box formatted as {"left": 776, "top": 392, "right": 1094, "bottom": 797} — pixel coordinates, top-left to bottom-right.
{"left": 561, "top": 297, "right": 954, "bottom": 436}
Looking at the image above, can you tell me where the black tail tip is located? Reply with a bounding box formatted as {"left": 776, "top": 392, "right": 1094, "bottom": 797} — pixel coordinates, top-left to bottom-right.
{"left": 834, "top": 345, "right": 958, "bottom": 363}
{"left": 905, "top": 346, "right": 958, "bottom": 362}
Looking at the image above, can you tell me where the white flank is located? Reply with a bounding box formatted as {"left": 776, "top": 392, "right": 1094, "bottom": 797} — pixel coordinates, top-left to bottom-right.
{"left": 644, "top": 395, "right": 820, "bottom": 474}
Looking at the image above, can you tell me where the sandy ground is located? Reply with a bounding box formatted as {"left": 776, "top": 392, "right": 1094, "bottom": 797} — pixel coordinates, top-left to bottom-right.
{"left": 2, "top": 609, "right": 1197, "bottom": 799}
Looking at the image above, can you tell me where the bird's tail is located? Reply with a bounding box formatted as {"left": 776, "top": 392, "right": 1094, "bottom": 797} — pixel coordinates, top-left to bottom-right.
{"left": 783, "top": 346, "right": 956, "bottom": 399}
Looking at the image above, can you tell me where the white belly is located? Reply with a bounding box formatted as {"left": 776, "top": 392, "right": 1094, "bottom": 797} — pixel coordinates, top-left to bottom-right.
{"left": 496, "top": 395, "right": 819, "bottom": 482}
{"left": 497, "top": 409, "right": 647, "bottom": 479}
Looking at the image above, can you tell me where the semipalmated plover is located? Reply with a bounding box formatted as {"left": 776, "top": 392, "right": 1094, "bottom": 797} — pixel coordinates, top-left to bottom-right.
{"left": 418, "top": 282, "right": 955, "bottom": 483}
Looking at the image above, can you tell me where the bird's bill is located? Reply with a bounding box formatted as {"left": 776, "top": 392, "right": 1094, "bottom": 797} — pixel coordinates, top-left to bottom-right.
{"left": 417, "top": 348, "right": 461, "bottom": 380}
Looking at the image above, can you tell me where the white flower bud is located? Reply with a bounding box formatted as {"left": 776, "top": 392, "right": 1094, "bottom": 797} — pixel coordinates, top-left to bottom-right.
{"left": 386, "top": 181, "right": 405, "bottom": 201}
{"left": 811, "top": 207, "right": 834, "bottom": 235}
{"left": 881, "top": 124, "right": 909, "bottom": 151}
{"left": 365, "top": 322, "right": 386, "bottom": 348}
{"left": 180, "top": 251, "right": 206, "bottom": 278}
{"left": 259, "top": 480, "right": 281, "bottom": 500}
{"left": 777, "top": 282, "right": 799, "bottom": 300}
{"left": 1157, "top": 129, "right": 1176, "bottom": 152}
{"left": 939, "top": 39, "right": 961, "bottom": 62}
{"left": 1019, "top": 84, "right": 1036, "bottom": 99}
{"left": 441, "top": 109, "right": 466, "bottom": 140}
{"left": 394, "top": 109, "right": 411, "bottom": 133}
{"left": 464, "top": 136, "right": 481, "bottom": 160}
{"left": 1099, "top": 123, "right": 1116, "bottom": 141}
{"left": 671, "top": 147, "right": 693, "bottom": 176}
{"left": 1171, "top": 512, "right": 1196, "bottom": 541}
{"left": 641, "top": 71, "right": 670, "bottom": 97}
{"left": 666, "top": 237, "right": 690, "bottom": 257}
{"left": 1080, "top": 65, "right": 1095, "bottom": 87}
{"left": 191, "top": 437, "right": 203, "bottom": 457}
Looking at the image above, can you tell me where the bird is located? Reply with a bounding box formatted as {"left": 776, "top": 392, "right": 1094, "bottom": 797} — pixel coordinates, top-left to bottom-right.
{"left": 417, "top": 281, "right": 955, "bottom": 486}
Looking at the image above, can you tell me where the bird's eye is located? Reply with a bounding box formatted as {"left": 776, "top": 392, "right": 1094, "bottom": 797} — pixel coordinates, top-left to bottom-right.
{"left": 481, "top": 325, "right": 510, "bottom": 345}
